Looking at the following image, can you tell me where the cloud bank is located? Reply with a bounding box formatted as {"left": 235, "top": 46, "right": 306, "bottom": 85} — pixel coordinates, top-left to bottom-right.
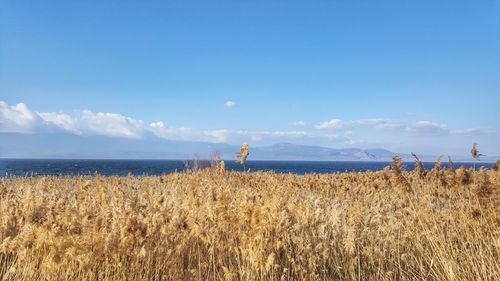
{"left": 0, "top": 101, "right": 38, "bottom": 133}
{"left": 224, "top": 101, "right": 236, "bottom": 108}
{"left": 1, "top": 101, "right": 497, "bottom": 155}
{"left": 314, "top": 118, "right": 449, "bottom": 135}
{"left": 0, "top": 101, "right": 228, "bottom": 142}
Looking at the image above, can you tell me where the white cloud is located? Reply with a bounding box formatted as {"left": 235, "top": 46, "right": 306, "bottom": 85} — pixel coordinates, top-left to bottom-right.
{"left": 0, "top": 99, "right": 239, "bottom": 148}
{"left": 293, "top": 121, "right": 306, "bottom": 127}
{"left": 350, "top": 118, "right": 405, "bottom": 129}
{"left": 2, "top": 100, "right": 497, "bottom": 155}
{"left": 38, "top": 112, "right": 79, "bottom": 133}
{"left": 149, "top": 123, "right": 195, "bottom": 140}
{"left": 315, "top": 118, "right": 404, "bottom": 130}
{"left": 224, "top": 101, "right": 236, "bottom": 108}
{"left": 0, "top": 101, "right": 38, "bottom": 132}
{"left": 405, "top": 121, "right": 449, "bottom": 136}
{"left": 0, "top": 101, "right": 149, "bottom": 138}
{"left": 203, "top": 129, "right": 230, "bottom": 143}
{"left": 149, "top": 121, "right": 229, "bottom": 143}
{"left": 149, "top": 121, "right": 166, "bottom": 130}
{"left": 315, "top": 118, "right": 451, "bottom": 136}
{"left": 315, "top": 119, "right": 343, "bottom": 129}
{"left": 79, "top": 110, "right": 146, "bottom": 138}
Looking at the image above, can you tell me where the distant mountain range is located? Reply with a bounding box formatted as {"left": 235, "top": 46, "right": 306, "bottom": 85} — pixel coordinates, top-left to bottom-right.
{"left": 0, "top": 133, "right": 496, "bottom": 162}
{"left": 250, "top": 143, "right": 398, "bottom": 161}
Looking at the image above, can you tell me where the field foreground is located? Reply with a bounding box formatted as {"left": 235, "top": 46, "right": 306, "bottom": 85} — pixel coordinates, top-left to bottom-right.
{"left": 1, "top": 167, "right": 499, "bottom": 280}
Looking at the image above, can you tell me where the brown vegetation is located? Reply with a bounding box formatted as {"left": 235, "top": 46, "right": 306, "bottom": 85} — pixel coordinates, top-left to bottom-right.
{"left": 1, "top": 166, "right": 499, "bottom": 280}
{"left": 237, "top": 143, "right": 250, "bottom": 166}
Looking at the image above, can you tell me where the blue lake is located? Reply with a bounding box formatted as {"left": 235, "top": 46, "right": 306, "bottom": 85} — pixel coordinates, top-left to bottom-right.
{"left": 0, "top": 159, "right": 494, "bottom": 177}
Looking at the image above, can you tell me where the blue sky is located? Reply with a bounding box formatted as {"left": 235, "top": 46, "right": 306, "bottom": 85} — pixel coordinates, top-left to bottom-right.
{"left": 1, "top": 0, "right": 499, "bottom": 155}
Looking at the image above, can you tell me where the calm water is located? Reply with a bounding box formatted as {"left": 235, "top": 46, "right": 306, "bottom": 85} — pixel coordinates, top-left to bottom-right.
{"left": 0, "top": 159, "right": 494, "bottom": 177}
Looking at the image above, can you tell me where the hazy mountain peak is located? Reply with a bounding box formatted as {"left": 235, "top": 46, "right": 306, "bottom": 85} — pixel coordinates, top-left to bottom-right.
{"left": 1, "top": 133, "right": 496, "bottom": 161}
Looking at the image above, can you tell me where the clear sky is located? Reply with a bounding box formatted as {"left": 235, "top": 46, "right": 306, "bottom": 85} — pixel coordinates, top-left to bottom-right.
{"left": 1, "top": 0, "right": 499, "bottom": 155}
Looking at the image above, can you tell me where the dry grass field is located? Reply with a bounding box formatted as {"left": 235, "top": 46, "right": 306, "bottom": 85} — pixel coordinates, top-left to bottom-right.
{"left": 1, "top": 163, "right": 499, "bottom": 280}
